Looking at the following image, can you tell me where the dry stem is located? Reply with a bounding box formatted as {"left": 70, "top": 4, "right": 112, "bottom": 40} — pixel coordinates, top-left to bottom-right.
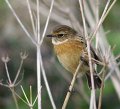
{"left": 0, "top": 54, "right": 27, "bottom": 109}
{"left": 5, "top": 0, "right": 37, "bottom": 46}
{"left": 79, "top": 0, "right": 96, "bottom": 109}
{"left": 98, "top": 66, "right": 106, "bottom": 109}
{"left": 62, "top": 62, "right": 83, "bottom": 109}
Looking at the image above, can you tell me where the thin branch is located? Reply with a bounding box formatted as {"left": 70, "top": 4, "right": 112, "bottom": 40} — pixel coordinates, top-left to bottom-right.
{"left": 0, "top": 82, "right": 9, "bottom": 88}
{"left": 36, "top": 1, "right": 55, "bottom": 109}
{"left": 21, "top": 86, "right": 30, "bottom": 104}
{"left": 79, "top": 0, "right": 88, "bottom": 37}
{"left": 83, "top": 53, "right": 105, "bottom": 66}
{"left": 13, "top": 52, "right": 27, "bottom": 84}
{"left": 106, "top": 59, "right": 120, "bottom": 81}
{"left": 5, "top": 62, "right": 11, "bottom": 84}
{"left": 83, "top": 1, "right": 119, "bottom": 103}
{"left": 15, "top": 85, "right": 40, "bottom": 108}
{"left": 40, "top": 55, "right": 56, "bottom": 109}
{"left": 26, "top": 0, "right": 37, "bottom": 38}
{"left": 13, "top": 59, "right": 23, "bottom": 84}
{"left": 90, "top": 0, "right": 111, "bottom": 41}
{"left": 90, "top": 0, "right": 117, "bottom": 41}
{"left": 36, "top": 45, "right": 42, "bottom": 109}
{"left": 98, "top": 65, "right": 106, "bottom": 76}
{"left": 79, "top": 1, "right": 96, "bottom": 109}
{"left": 10, "top": 88, "right": 20, "bottom": 109}
{"left": 30, "top": 86, "right": 33, "bottom": 106}
{"left": 36, "top": 0, "right": 41, "bottom": 109}
{"left": 101, "top": 0, "right": 117, "bottom": 26}
{"left": 36, "top": 0, "right": 40, "bottom": 44}
{"left": 83, "top": 0, "right": 95, "bottom": 29}
{"left": 15, "top": 91, "right": 29, "bottom": 105}
{"left": 98, "top": 66, "right": 106, "bottom": 109}
{"left": 40, "top": 0, "right": 54, "bottom": 45}
{"left": 62, "top": 62, "right": 83, "bottom": 109}
{"left": 5, "top": 0, "right": 37, "bottom": 46}
{"left": 55, "top": 59, "right": 89, "bottom": 103}
{"left": 33, "top": 92, "right": 39, "bottom": 106}
{"left": 33, "top": 86, "right": 42, "bottom": 106}
{"left": 0, "top": 58, "right": 22, "bottom": 109}
{"left": 95, "top": 0, "right": 100, "bottom": 49}
{"left": 21, "top": 1, "right": 71, "bottom": 25}
{"left": 1, "top": 56, "right": 11, "bottom": 83}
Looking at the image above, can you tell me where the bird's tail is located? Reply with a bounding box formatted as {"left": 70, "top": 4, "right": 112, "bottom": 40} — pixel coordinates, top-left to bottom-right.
{"left": 86, "top": 73, "right": 102, "bottom": 89}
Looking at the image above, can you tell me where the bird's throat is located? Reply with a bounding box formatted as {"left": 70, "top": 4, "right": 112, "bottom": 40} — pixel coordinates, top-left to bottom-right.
{"left": 52, "top": 38, "right": 68, "bottom": 45}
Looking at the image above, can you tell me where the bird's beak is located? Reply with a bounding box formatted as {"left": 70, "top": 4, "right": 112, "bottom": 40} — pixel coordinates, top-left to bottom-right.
{"left": 46, "top": 34, "right": 54, "bottom": 37}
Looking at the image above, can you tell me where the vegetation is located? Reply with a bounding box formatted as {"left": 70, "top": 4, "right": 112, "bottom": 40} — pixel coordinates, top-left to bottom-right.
{"left": 0, "top": 0, "right": 120, "bottom": 109}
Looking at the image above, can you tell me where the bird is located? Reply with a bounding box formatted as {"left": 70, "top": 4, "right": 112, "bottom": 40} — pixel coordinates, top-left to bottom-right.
{"left": 47, "top": 25, "right": 102, "bottom": 89}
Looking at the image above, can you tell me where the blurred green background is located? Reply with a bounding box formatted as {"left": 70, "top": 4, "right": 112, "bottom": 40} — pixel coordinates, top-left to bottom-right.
{"left": 0, "top": 0, "right": 120, "bottom": 109}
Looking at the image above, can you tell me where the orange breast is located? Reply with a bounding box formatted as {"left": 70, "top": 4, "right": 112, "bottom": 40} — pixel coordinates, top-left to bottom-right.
{"left": 54, "top": 40, "right": 88, "bottom": 73}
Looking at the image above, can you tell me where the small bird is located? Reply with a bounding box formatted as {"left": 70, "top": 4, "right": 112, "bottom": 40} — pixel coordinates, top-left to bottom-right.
{"left": 47, "top": 25, "right": 101, "bottom": 89}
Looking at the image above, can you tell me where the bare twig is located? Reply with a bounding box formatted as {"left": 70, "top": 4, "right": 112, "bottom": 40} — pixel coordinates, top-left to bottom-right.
{"left": 5, "top": 0, "right": 37, "bottom": 46}
{"left": 40, "top": 54, "right": 56, "bottom": 109}
{"left": 36, "top": 0, "right": 42, "bottom": 109}
{"left": 98, "top": 66, "right": 106, "bottom": 109}
{"left": 90, "top": 0, "right": 117, "bottom": 41}
{"left": 36, "top": 45, "right": 41, "bottom": 109}
{"left": 95, "top": 0, "right": 100, "bottom": 49}
{"left": 36, "top": 0, "right": 40, "bottom": 44}
{"left": 26, "top": 0, "right": 37, "bottom": 38}
{"left": 40, "top": 0, "right": 54, "bottom": 45}
{"left": 62, "top": 62, "right": 83, "bottom": 109}
{"left": 36, "top": 0, "right": 55, "bottom": 109}
{"left": 21, "top": 1, "right": 71, "bottom": 25}
{"left": 0, "top": 54, "right": 27, "bottom": 109}
{"left": 13, "top": 52, "right": 27, "bottom": 84}
{"left": 79, "top": 1, "right": 96, "bottom": 109}
{"left": 10, "top": 88, "right": 20, "bottom": 109}
{"left": 55, "top": 59, "right": 89, "bottom": 104}
{"left": 1, "top": 56, "right": 11, "bottom": 84}
{"left": 20, "top": 85, "right": 40, "bottom": 109}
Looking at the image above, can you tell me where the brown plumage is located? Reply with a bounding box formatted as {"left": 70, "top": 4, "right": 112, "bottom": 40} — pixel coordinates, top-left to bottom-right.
{"left": 47, "top": 25, "right": 101, "bottom": 89}
{"left": 54, "top": 39, "right": 88, "bottom": 74}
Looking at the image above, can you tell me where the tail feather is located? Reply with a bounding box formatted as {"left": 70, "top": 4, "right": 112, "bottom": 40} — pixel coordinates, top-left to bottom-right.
{"left": 86, "top": 73, "right": 102, "bottom": 89}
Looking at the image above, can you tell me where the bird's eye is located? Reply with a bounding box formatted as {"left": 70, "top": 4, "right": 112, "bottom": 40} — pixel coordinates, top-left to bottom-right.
{"left": 57, "top": 34, "right": 64, "bottom": 38}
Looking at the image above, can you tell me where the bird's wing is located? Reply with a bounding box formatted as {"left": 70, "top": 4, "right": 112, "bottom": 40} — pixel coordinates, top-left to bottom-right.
{"left": 90, "top": 45, "right": 100, "bottom": 61}
{"left": 77, "top": 34, "right": 101, "bottom": 64}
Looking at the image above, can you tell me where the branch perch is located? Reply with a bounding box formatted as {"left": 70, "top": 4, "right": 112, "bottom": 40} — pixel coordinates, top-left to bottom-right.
{"left": 62, "top": 62, "right": 83, "bottom": 109}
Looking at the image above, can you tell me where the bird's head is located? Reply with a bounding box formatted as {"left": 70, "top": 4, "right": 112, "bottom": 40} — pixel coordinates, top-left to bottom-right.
{"left": 47, "top": 25, "right": 77, "bottom": 45}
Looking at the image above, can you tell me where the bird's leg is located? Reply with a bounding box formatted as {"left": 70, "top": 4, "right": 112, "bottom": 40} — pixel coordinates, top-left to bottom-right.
{"left": 85, "top": 73, "right": 102, "bottom": 89}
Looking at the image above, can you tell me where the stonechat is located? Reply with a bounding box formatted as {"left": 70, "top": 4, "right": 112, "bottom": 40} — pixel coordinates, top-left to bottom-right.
{"left": 47, "top": 25, "right": 101, "bottom": 89}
